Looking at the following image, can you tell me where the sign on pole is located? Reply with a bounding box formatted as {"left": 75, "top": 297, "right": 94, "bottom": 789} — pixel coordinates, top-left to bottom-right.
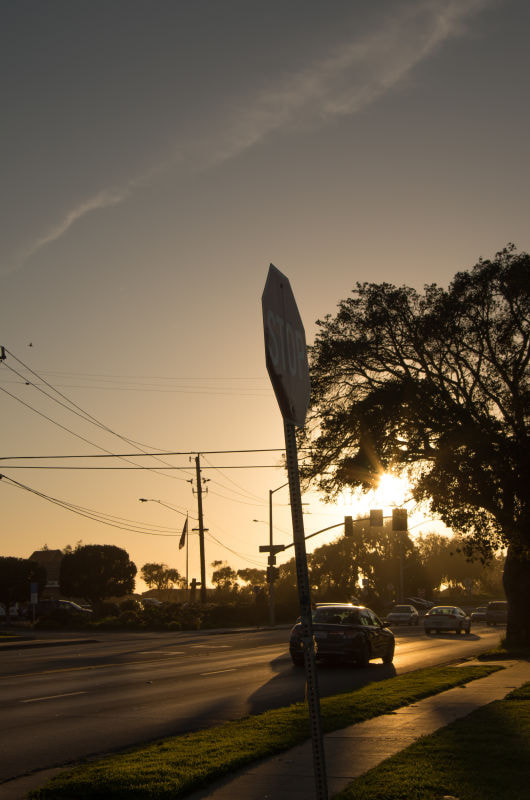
{"left": 262, "top": 264, "right": 328, "bottom": 800}
{"left": 262, "top": 264, "right": 311, "bottom": 428}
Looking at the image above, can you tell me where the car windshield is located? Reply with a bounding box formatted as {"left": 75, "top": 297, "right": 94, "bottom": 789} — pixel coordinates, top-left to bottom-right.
{"left": 312, "top": 608, "right": 361, "bottom": 625}
{"left": 430, "top": 607, "right": 455, "bottom": 615}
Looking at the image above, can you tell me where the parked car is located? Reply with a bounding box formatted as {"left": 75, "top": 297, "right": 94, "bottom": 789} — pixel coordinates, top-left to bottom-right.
{"left": 405, "top": 596, "right": 434, "bottom": 611}
{"left": 289, "top": 603, "right": 395, "bottom": 667}
{"left": 385, "top": 604, "right": 419, "bottom": 626}
{"left": 37, "top": 599, "right": 93, "bottom": 617}
{"left": 486, "top": 600, "right": 508, "bottom": 626}
{"left": 470, "top": 606, "right": 488, "bottom": 622}
{"left": 0, "top": 603, "right": 23, "bottom": 618}
{"left": 424, "top": 606, "right": 471, "bottom": 635}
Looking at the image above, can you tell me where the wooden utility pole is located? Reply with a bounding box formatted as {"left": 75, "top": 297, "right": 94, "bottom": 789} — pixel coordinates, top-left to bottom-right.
{"left": 195, "top": 454, "right": 207, "bottom": 603}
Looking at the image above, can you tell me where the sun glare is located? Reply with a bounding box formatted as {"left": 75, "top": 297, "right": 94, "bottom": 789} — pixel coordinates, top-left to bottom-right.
{"left": 375, "top": 473, "right": 409, "bottom": 509}
{"left": 336, "top": 471, "right": 411, "bottom": 520}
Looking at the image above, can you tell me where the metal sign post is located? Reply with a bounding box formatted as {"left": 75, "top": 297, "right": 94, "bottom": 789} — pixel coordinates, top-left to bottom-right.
{"left": 262, "top": 264, "right": 328, "bottom": 800}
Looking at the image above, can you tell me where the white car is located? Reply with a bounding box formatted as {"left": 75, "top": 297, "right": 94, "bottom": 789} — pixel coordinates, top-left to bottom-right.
{"left": 424, "top": 605, "right": 471, "bottom": 635}
{"left": 385, "top": 604, "right": 419, "bottom": 626}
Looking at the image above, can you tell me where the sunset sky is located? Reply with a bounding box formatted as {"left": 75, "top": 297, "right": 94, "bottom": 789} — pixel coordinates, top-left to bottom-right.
{"left": 2, "top": 0, "right": 529, "bottom": 592}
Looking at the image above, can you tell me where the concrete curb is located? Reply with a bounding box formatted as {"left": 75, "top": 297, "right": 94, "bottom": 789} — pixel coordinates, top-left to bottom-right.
{"left": 0, "top": 637, "right": 99, "bottom": 651}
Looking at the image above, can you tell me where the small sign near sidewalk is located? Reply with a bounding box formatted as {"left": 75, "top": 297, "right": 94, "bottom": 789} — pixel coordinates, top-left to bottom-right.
{"left": 262, "top": 263, "right": 328, "bottom": 800}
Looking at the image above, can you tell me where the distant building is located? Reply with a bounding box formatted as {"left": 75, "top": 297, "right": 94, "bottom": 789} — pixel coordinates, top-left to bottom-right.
{"left": 28, "top": 549, "right": 63, "bottom": 599}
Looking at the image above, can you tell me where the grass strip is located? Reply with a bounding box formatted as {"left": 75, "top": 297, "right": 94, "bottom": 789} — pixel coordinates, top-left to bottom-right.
{"left": 333, "top": 679, "right": 530, "bottom": 800}
{"left": 29, "top": 664, "right": 500, "bottom": 799}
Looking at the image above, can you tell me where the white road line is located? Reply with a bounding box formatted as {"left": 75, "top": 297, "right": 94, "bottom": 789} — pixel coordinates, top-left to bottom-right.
{"left": 200, "top": 668, "right": 237, "bottom": 676}
{"left": 21, "top": 691, "right": 87, "bottom": 704}
{"left": 137, "top": 651, "right": 186, "bottom": 655}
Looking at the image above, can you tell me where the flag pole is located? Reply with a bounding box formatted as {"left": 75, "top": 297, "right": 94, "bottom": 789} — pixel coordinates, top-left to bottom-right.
{"left": 185, "top": 513, "right": 189, "bottom": 598}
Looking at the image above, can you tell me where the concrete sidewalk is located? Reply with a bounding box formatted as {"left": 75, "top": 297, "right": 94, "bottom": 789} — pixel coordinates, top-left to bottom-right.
{"left": 185, "top": 659, "right": 530, "bottom": 800}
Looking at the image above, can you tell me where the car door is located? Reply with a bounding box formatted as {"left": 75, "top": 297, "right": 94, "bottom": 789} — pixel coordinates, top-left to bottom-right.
{"left": 360, "top": 609, "right": 386, "bottom": 656}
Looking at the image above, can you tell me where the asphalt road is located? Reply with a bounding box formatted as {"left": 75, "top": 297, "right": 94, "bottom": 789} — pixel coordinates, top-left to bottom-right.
{"left": 1, "top": 624, "right": 503, "bottom": 788}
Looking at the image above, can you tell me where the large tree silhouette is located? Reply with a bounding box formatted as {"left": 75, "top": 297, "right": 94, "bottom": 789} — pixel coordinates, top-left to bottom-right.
{"left": 301, "top": 246, "right": 529, "bottom": 645}
{"left": 60, "top": 544, "right": 136, "bottom": 604}
{"left": 0, "top": 557, "right": 46, "bottom": 615}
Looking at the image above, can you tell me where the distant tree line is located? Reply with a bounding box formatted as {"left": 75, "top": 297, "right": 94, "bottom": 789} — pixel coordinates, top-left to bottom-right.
{"left": 0, "top": 528, "right": 504, "bottom": 628}
{"left": 203, "top": 524, "right": 504, "bottom": 614}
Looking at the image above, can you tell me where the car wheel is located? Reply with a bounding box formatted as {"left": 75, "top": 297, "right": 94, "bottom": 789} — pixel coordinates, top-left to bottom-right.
{"left": 356, "top": 639, "right": 370, "bottom": 667}
{"left": 382, "top": 642, "right": 395, "bottom": 664}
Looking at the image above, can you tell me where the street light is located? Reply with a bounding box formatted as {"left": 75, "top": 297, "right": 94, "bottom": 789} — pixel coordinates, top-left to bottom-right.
{"left": 138, "top": 497, "right": 191, "bottom": 595}
{"left": 263, "top": 482, "right": 288, "bottom": 626}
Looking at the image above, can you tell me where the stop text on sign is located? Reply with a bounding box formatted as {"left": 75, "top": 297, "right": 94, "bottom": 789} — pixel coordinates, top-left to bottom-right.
{"left": 265, "top": 309, "right": 306, "bottom": 380}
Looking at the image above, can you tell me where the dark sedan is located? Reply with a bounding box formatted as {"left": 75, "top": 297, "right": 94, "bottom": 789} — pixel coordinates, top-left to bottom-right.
{"left": 289, "top": 603, "right": 395, "bottom": 667}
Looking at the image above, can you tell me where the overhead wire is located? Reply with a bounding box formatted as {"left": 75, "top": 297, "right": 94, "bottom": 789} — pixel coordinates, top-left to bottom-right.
{"left": 0, "top": 381, "right": 190, "bottom": 481}
{"left": 1, "top": 348, "right": 195, "bottom": 481}
{"left": 201, "top": 453, "right": 271, "bottom": 504}
{"left": 3, "top": 368, "right": 271, "bottom": 396}
{"left": 0, "top": 475, "right": 185, "bottom": 537}
{"left": 0, "top": 350, "right": 293, "bottom": 563}
{"left": 0, "top": 464, "right": 284, "bottom": 470}
{"left": 203, "top": 528, "right": 264, "bottom": 567}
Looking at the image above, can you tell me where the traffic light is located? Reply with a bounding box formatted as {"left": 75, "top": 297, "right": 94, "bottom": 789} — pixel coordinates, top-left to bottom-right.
{"left": 370, "top": 509, "right": 384, "bottom": 527}
{"left": 344, "top": 515, "right": 354, "bottom": 537}
{"left": 267, "top": 566, "right": 280, "bottom": 582}
{"left": 392, "top": 508, "right": 408, "bottom": 531}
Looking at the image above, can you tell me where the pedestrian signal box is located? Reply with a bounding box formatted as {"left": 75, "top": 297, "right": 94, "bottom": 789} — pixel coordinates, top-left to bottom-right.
{"left": 344, "top": 515, "right": 354, "bottom": 537}
{"left": 392, "top": 508, "right": 408, "bottom": 531}
{"left": 370, "top": 509, "right": 383, "bottom": 527}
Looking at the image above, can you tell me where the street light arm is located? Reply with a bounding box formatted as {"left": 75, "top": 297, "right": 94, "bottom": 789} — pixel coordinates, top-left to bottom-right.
{"left": 138, "top": 497, "right": 194, "bottom": 519}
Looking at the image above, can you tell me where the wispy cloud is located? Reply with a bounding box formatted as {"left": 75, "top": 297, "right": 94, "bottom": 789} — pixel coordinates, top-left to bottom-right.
{"left": 14, "top": 0, "right": 490, "bottom": 271}
{"left": 19, "top": 187, "right": 131, "bottom": 264}
{"left": 203, "top": 0, "right": 491, "bottom": 166}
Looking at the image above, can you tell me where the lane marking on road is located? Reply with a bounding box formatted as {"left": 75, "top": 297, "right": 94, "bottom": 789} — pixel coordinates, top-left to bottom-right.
{"left": 200, "top": 668, "right": 238, "bottom": 676}
{"left": 137, "top": 651, "right": 186, "bottom": 655}
{"left": 21, "top": 691, "right": 88, "bottom": 703}
{"left": 190, "top": 644, "right": 231, "bottom": 649}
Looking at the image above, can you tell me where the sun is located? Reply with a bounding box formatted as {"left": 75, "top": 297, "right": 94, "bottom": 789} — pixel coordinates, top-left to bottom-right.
{"left": 336, "top": 471, "right": 411, "bottom": 519}
{"left": 374, "top": 472, "right": 410, "bottom": 509}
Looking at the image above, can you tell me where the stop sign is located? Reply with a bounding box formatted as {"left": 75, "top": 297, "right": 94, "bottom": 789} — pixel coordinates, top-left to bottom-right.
{"left": 262, "top": 264, "right": 311, "bottom": 428}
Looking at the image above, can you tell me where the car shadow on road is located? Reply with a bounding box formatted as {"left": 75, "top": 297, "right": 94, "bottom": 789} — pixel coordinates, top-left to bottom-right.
{"left": 246, "top": 653, "right": 397, "bottom": 716}
{"left": 424, "top": 631, "right": 481, "bottom": 640}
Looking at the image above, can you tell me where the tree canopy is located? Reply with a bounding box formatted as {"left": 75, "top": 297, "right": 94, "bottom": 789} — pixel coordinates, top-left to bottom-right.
{"left": 301, "top": 246, "right": 529, "bottom": 644}
{"left": 59, "top": 544, "right": 136, "bottom": 604}
{"left": 141, "top": 562, "right": 183, "bottom": 591}
{"left": 0, "top": 557, "right": 46, "bottom": 613}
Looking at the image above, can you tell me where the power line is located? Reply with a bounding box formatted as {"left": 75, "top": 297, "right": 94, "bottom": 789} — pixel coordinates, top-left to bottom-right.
{"left": 0, "top": 448, "right": 285, "bottom": 460}
{"left": 0, "top": 464, "right": 284, "bottom": 470}
{"left": 0, "top": 348, "right": 195, "bottom": 482}
{"left": 0, "top": 475, "right": 184, "bottom": 537}
{"left": 202, "top": 453, "right": 268, "bottom": 504}
{"left": 1, "top": 368, "right": 271, "bottom": 396}
{"left": 204, "top": 529, "right": 263, "bottom": 567}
